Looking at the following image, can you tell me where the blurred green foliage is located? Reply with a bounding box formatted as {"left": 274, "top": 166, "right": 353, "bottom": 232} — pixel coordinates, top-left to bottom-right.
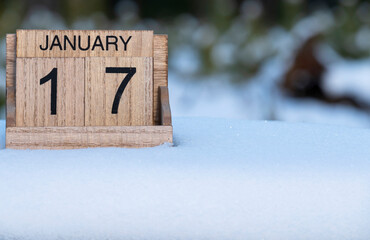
{"left": 0, "top": 92, "right": 4, "bottom": 106}
{"left": 0, "top": 0, "right": 370, "bottom": 115}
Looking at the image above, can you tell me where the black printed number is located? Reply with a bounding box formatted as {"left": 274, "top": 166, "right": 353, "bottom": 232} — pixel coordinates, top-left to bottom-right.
{"left": 106, "top": 67, "right": 136, "bottom": 114}
{"left": 40, "top": 68, "right": 57, "bottom": 115}
{"left": 40, "top": 67, "right": 136, "bottom": 115}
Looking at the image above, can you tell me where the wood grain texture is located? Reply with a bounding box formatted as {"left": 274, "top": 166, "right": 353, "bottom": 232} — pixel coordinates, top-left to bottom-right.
{"left": 85, "top": 57, "right": 153, "bottom": 126}
{"left": 6, "top": 34, "right": 16, "bottom": 127}
{"left": 153, "top": 35, "right": 168, "bottom": 124}
{"left": 159, "top": 86, "right": 172, "bottom": 126}
{"left": 6, "top": 125, "right": 173, "bottom": 149}
{"left": 16, "top": 58, "right": 85, "bottom": 127}
{"left": 17, "top": 30, "right": 153, "bottom": 58}
{"left": 6, "top": 30, "right": 172, "bottom": 149}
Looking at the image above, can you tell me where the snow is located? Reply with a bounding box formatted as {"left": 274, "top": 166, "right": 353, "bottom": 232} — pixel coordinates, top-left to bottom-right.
{"left": 274, "top": 96, "right": 370, "bottom": 128}
{"left": 1, "top": 118, "right": 370, "bottom": 240}
{"left": 169, "top": 57, "right": 370, "bottom": 128}
{"left": 324, "top": 59, "right": 370, "bottom": 102}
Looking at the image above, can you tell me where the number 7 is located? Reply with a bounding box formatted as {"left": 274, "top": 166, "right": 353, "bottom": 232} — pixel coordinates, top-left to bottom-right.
{"left": 105, "top": 67, "right": 136, "bottom": 114}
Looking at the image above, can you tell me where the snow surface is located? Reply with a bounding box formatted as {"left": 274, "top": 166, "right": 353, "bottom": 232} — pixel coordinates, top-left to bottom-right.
{"left": 169, "top": 57, "right": 370, "bottom": 128}
{"left": 1, "top": 118, "right": 370, "bottom": 240}
{"left": 324, "top": 59, "right": 370, "bottom": 102}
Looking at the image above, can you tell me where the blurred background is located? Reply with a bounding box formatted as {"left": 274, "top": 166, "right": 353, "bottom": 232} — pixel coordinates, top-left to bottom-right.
{"left": 1, "top": 0, "right": 370, "bottom": 127}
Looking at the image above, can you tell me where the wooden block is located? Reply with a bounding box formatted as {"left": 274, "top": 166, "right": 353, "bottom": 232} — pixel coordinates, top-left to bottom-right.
{"left": 16, "top": 58, "right": 85, "bottom": 127}
{"left": 85, "top": 57, "right": 153, "bottom": 126}
{"left": 6, "top": 34, "right": 16, "bottom": 127}
{"left": 6, "top": 30, "right": 172, "bottom": 149}
{"left": 16, "top": 30, "right": 153, "bottom": 58}
{"left": 159, "top": 86, "right": 172, "bottom": 126}
{"left": 6, "top": 85, "right": 173, "bottom": 149}
{"left": 153, "top": 35, "right": 168, "bottom": 124}
{"left": 6, "top": 125, "right": 173, "bottom": 149}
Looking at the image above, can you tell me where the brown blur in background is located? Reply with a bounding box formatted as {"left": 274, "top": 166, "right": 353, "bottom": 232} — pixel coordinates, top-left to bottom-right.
{"left": 1, "top": 0, "right": 370, "bottom": 127}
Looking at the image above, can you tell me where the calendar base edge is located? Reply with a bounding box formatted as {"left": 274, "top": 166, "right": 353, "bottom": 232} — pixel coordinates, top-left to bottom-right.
{"left": 6, "top": 125, "right": 173, "bottom": 149}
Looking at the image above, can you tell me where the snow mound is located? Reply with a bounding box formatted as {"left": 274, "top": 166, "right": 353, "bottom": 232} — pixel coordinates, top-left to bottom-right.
{"left": 0, "top": 118, "right": 370, "bottom": 240}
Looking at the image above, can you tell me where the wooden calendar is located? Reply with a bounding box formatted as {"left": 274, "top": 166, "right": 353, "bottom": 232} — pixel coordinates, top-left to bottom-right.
{"left": 6, "top": 30, "right": 172, "bottom": 149}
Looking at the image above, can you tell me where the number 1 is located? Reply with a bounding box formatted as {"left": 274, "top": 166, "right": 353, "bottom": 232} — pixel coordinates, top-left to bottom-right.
{"left": 40, "top": 68, "right": 57, "bottom": 115}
